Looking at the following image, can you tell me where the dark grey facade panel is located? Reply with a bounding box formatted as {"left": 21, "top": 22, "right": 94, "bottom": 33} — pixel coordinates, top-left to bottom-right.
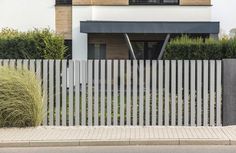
{"left": 80, "top": 21, "right": 219, "bottom": 34}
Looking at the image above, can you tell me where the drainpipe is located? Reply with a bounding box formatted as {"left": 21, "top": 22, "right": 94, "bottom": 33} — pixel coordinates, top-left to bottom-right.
{"left": 124, "top": 33, "right": 137, "bottom": 60}
{"left": 158, "top": 34, "right": 170, "bottom": 60}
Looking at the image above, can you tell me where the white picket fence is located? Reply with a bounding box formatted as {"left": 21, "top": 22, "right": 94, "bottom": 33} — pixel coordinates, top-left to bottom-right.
{"left": 0, "top": 59, "right": 222, "bottom": 126}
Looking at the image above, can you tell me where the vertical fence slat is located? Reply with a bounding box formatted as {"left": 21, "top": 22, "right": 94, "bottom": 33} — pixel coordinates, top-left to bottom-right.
{"left": 16, "top": 59, "right": 22, "bottom": 69}
{"left": 29, "top": 60, "right": 35, "bottom": 72}
{"left": 36, "top": 60, "right": 42, "bottom": 81}
{"left": 203, "top": 60, "right": 209, "bottom": 126}
{"left": 120, "top": 60, "right": 125, "bottom": 126}
{"left": 152, "top": 60, "right": 157, "bottom": 125}
{"left": 23, "top": 59, "right": 28, "bottom": 69}
{"left": 94, "top": 60, "right": 99, "bottom": 125}
{"left": 43, "top": 60, "right": 48, "bottom": 125}
{"left": 133, "top": 60, "right": 138, "bottom": 126}
{"left": 49, "top": 60, "right": 54, "bottom": 126}
{"left": 139, "top": 60, "right": 144, "bottom": 126}
{"left": 75, "top": 60, "right": 80, "bottom": 125}
{"left": 55, "top": 60, "right": 61, "bottom": 126}
{"left": 158, "top": 60, "right": 163, "bottom": 126}
{"left": 113, "top": 60, "right": 118, "bottom": 125}
{"left": 145, "top": 60, "right": 150, "bottom": 126}
{"left": 88, "top": 60, "right": 93, "bottom": 126}
{"left": 81, "top": 61, "right": 87, "bottom": 126}
{"left": 171, "top": 60, "right": 176, "bottom": 126}
{"left": 61, "top": 60, "right": 67, "bottom": 126}
{"left": 165, "top": 60, "right": 170, "bottom": 126}
{"left": 210, "top": 60, "right": 215, "bottom": 126}
{"left": 190, "top": 60, "right": 196, "bottom": 126}
{"left": 69, "top": 60, "right": 74, "bottom": 126}
{"left": 126, "top": 60, "right": 131, "bottom": 125}
{"left": 178, "top": 60, "right": 183, "bottom": 126}
{"left": 216, "top": 60, "right": 222, "bottom": 126}
{"left": 184, "top": 60, "right": 189, "bottom": 126}
{"left": 197, "top": 60, "right": 202, "bottom": 126}
{"left": 9, "top": 59, "right": 15, "bottom": 68}
{"left": 107, "top": 60, "right": 112, "bottom": 126}
{"left": 3, "top": 59, "right": 9, "bottom": 67}
{"left": 100, "top": 60, "right": 105, "bottom": 125}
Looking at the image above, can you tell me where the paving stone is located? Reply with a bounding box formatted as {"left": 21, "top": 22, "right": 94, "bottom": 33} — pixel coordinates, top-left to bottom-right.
{"left": 0, "top": 126, "right": 235, "bottom": 147}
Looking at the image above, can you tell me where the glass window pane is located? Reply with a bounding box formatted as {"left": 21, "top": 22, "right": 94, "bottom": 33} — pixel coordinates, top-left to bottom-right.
{"left": 131, "top": 41, "right": 164, "bottom": 59}
{"left": 131, "top": 42, "right": 145, "bottom": 59}
{"left": 163, "top": 0, "right": 178, "bottom": 3}
{"left": 88, "top": 44, "right": 95, "bottom": 59}
{"left": 94, "top": 44, "right": 100, "bottom": 59}
{"left": 129, "top": 0, "right": 178, "bottom": 5}
{"left": 56, "top": 0, "right": 72, "bottom": 5}
{"left": 100, "top": 44, "right": 107, "bottom": 59}
{"left": 88, "top": 43, "right": 106, "bottom": 59}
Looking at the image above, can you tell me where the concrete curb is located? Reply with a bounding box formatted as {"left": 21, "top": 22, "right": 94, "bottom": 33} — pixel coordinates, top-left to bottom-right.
{"left": 129, "top": 139, "right": 179, "bottom": 145}
{"left": 179, "top": 139, "right": 230, "bottom": 145}
{"left": 0, "top": 139, "right": 234, "bottom": 147}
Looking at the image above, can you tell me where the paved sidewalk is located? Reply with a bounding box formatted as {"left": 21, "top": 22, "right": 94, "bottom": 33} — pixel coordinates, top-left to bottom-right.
{"left": 0, "top": 126, "right": 236, "bottom": 147}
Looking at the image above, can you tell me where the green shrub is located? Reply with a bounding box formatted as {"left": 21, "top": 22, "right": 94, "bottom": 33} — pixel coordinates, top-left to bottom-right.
{"left": 223, "top": 38, "right": 236, "bottom": 58}
{"left": 164, "top": 35, "right": 236, "bottom": 60}
{"left": 0, "top": 67, "right": 43, "bottom": 127}
{"left": 0, "top": 28, "right": 67, "bottom": 59}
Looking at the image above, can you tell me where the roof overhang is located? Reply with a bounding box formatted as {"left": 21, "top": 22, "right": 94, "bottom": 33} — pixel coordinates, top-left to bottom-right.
{"left": 80, "top": 21, "right": 220, "bottom": 34}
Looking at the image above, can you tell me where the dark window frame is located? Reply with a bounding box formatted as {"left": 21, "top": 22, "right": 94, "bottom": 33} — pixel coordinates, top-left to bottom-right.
{"left": 129, "top": 0, "right": 179, "bottom": 5}
{"left": 56, "top": 0, "right": 72, "bottom": 5}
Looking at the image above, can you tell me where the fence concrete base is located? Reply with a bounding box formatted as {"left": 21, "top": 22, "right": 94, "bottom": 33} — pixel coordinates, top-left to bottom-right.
{"left": 223, "top": 59, "right": 236, "bottom": 126}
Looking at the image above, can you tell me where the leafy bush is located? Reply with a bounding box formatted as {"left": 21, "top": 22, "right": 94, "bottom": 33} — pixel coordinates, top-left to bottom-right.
{"left": 0, "top": 28, "right": 67, "bottom": 59}
{"left": 164, "top": 35, "right": 236, "bottom": 60}
{"left": 223, "top": 38, "right": 236, "bottom": 58}
{"left": 0, "top": 67, "right": 43, "bottom": 127}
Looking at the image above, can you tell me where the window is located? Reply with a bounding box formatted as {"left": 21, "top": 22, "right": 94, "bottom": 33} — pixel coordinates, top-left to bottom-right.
{"left": 56, "top": 0, "right": 72, "bottom": 5}
{"left": 88, "top": 44, "right": 106, "bottom": 59}
{"left": 130, "top": 41, "right": 164, "bottom": 59}
{"left": 64, "top": 40, "right": 72, "bottom": 59}
{"left": 129, "top": 0, "right": 179, "bottom": 5}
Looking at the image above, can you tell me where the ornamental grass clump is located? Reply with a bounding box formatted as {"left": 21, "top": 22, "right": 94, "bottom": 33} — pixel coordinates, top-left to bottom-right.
{"left": 0, "top": 67, "right": 43, "bottom": 127}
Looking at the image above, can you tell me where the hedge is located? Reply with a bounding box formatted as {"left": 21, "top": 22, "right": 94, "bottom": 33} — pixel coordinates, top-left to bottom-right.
{"left": 164, "top": 35, "right": 236, "bottom": 60}
{"left": 0, "top": 28, "right": 67, "bottom": 59}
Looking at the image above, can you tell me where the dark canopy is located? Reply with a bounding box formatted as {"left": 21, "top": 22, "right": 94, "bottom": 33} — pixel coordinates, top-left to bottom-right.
{"left": 80, "top": 21, "right": 219, "bottom": 34}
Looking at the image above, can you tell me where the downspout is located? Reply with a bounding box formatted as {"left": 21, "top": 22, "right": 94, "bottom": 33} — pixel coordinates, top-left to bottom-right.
{"left": 158, "top": 34, "right": 170, "bottom": 60}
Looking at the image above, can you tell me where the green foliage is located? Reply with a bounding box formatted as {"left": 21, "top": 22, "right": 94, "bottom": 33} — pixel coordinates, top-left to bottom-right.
{"left": 164, "top": 35, "right": 236, "bottom": 60}
{"left": 0, "top": 28, "right": 67, "bottom": 59}
{"left": 223, "top": 38, "right": 236, "bottom": 58}
{"left": 0, "top": 67, "right": 43, "bottom": 127}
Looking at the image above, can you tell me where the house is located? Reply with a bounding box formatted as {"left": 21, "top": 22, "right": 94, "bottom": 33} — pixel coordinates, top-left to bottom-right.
{"left": 1, "top": 0, "right": 236, "bottom": 60}
{"left": 56, "top": 0, "right": 219, "bottom": 60}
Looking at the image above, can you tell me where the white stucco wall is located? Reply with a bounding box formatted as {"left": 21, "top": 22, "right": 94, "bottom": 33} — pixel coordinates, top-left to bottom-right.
{"left": 73, "top": 6, "right": 212, "bottom": 59}
{"left": 212, "top": 0, "right": 236, "bottom": 36}
{"left": 0, "top": 0, "right": 55, "bottom": 31}
{"left": 72, "top": 6, "right": 93, "bottom": 60}
{"left": 92, "top": 6, "right": 211, "bottom": 21}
